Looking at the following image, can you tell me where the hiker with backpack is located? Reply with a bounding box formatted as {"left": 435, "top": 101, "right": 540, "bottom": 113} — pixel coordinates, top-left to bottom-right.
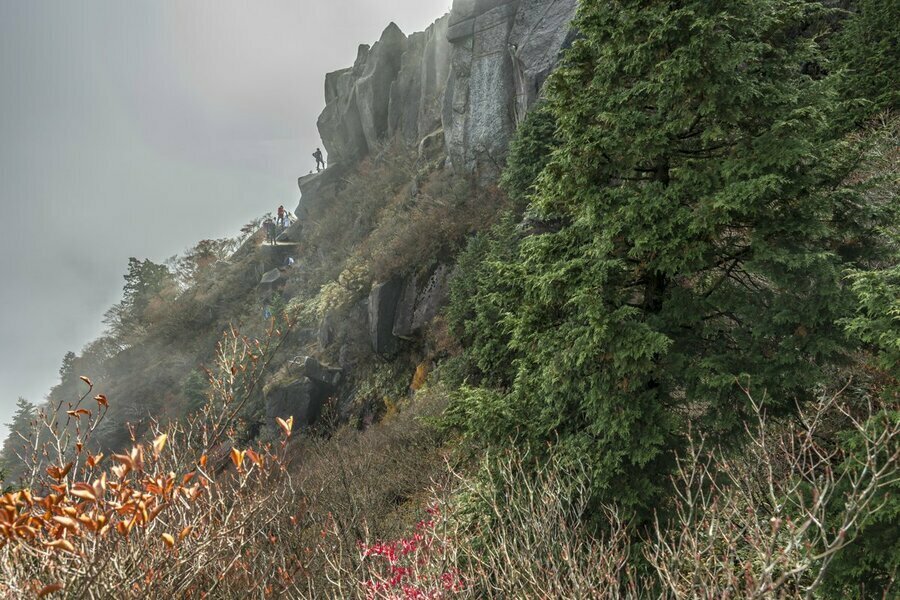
{"left": 313, "top": 148, "right": 325, "bottom": 172}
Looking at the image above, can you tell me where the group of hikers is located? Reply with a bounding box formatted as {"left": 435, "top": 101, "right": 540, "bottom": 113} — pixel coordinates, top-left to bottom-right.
{"left": 263, "top": 205, "right": 294, "bottom": 245}
{"left": 261, "top": 148, "right": 326, "bottom": 245}
{"left": 259, "top": 148, "right": 326, "bottom": 319}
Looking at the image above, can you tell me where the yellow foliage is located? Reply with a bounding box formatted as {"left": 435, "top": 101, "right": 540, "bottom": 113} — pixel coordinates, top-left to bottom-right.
{"left": 411, "top": 362, "right": 429, "bottom": 392}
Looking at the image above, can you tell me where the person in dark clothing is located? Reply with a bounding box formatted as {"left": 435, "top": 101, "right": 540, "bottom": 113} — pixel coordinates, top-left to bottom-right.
{"left": 313, "top": 148, "right": 325, "bottom": 172}
{"left": 263, "top": 217, "right": 276, "bottom": 245}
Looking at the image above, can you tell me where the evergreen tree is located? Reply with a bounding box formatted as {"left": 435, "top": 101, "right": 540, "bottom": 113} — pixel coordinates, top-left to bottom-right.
{"left": 58, "top": 351, "right": 77, "bottom": 385}
{"left": 834, "top": 0, "right": 899, "bottom": 117}
{"left": 500, "top": 103, "right": 561, "bottom": 209}
{"left": 103, "top": 257, "right": 173, "bottom": 342}
{"left": 452, "top": 0, "right": 882, "bottom": 514}
{"left": 447, "top": 218, "right": 524, "bottom": 389}
{"left": 1, "top": 397, "right": 36, "bottom": 465}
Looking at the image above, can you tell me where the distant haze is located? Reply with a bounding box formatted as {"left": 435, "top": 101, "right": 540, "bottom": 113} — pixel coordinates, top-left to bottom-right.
{"left": 0, "top": 0, "right": 451, "bottom": 438}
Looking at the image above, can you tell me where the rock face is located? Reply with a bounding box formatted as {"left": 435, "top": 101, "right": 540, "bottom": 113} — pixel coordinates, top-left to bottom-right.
{"left": 357, "top": 23, "right": 408, "bottom": 153}
{"left": 265, "top": 378, "right": 327, "bottom": 432}
{"left": 316, "top": 47, "right": 370, "bottom": 165}
{"left": 294, "top": 163, "right": 347, "bottom": 225}
{"left": 294, "top": 356, "right": 343, "bottom": 388}
{"left": 315, "top": 1, "right": 575, "bottom": 173}
{"left": 393, "top": 265, "right": 453, "bottom": 339}
{"left": 443, "top": 0, "right": 578, "bottom": 173}
{"left": 368, "top": 279, "right": 404, "bottom": 355}
{"left": 509, "top": 0, "right": 578, "bottom": 125}
{"left": 259, "top": 268, "right": 285, "bottom": 290}
{"left": 265, "top": 357, "right": 342, "bottom": 433}
{"left": 364, "top": 265, "right": 454, "bottom": 355}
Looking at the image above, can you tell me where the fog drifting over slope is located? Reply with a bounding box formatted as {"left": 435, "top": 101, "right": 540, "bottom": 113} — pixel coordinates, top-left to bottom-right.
{"left": 0, "top": 0, "right": 451, "bottom": 438}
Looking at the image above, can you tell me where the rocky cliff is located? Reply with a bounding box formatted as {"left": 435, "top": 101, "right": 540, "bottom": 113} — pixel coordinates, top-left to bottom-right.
{"left": 275, "top": 0, "right": 578, "bottom": 434}
{"left": 316, "top": 0, "right": 577, "bottom": 174}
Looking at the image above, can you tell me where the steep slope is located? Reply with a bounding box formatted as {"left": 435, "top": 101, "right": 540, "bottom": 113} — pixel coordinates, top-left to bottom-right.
{"left": 0, "top": 2, "right": 578, "bottom": 466}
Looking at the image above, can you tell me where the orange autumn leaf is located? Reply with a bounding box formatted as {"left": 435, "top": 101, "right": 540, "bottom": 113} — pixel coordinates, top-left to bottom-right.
{"left": 152, "top": 434, "right": 168, "bottom": 456}
{"left": 70, "top": 484, "right": 97, "bottom": 503}
{"left": 161, "top": 533, "right": 176, "bottom": 548}
{"left": 51, "top": 515, "right": 79, "bottom": 532}
{"left": 46, "top": 462, "right": 73, "bottom": 480}
{"left": 43, "top": 539, "right": 76, "bottom": 553}
{"left": 276, "top": 416, "right": 293, "bottom": 437}
{"left": 94, "top": 394, "right": 108, "bottom": 407}
{"left": 111, "top": 453, "right": 133, "bottom": 468}
{"left": 77, "top": 514, "right": 97, "bottom": 530}
{"left": 79, "top": 376, "right": 92, "bottom": 387}
{"left": 230, "top": 448, "right": 245, "bottom": 470}
{"left": 199, "top": 454, "right": 208, "bottom": 468}
{"left": 37, "top": 583, "right": 64, "bottom": 597}
{"left": 148, "top": 504, "right": 165, "bottom": 523}
{"left": 245, "top": 448, "right": 262, "bottom": 467}
{"left": 86, "top": 452, "right": 104, "bottom": 467}
{"left": 179, "top": 525, "right": 193, "bottom": 541}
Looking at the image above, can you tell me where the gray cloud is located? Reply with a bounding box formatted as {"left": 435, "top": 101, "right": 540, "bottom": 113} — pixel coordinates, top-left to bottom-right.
{"left": 0, "top": 0, "right": 451, "bottom": 437}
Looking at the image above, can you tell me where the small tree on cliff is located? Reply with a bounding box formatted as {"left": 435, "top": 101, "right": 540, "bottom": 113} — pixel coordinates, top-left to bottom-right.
{"left": 451, "top": 0, "right": 885, "bottom": 514}
{"left": 104, "top": 258, "right": 173, "bottom": 343}
{"left": 1, "top": 397, "right": 36, "bottom": 466}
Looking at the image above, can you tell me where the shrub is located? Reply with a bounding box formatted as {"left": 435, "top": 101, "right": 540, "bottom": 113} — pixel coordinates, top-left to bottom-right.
{"left": 0, "top": 327, "right": 299, "bottom": 599}
{"left": 359, "top": 388, "right": 899, "bottom": 599}
{"left": 358, "top": 170, "right": 510, "bottom": 283}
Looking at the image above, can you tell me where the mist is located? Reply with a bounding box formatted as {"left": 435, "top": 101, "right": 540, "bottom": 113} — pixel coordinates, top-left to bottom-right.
{"left": 0, "top": 0, "right": 451, "bottom": 438}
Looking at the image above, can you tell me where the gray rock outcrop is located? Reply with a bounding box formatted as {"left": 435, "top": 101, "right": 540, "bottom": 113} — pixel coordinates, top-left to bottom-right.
{"left": 293, "top": 355, "right": 343, "bottom": 388}
{"left": 265, "top": 357, "right": 342, "bottom": 433}
{"left": 393, "top": 265, "right": 453, "bottom": 339}
{"left": 314, "top": 0, "right": 575, "bottom": 174}
{"left": 368, "top": 279, "right": 404, "bottom": 355}
{"left": 357, "top": 23, "right": 408, "bottom": 152}
{"left": 509, "top": 0, "right": 578, "bottom": 125}
{"left": 265, "top": 378, "right": 328, "bottom": 432}
{"left": 443, "top": 0, "right": 577, "bottom": 173}
{"left": 259, "top": 268, "right": 284, "bottom": 288}
{"left": 317, "top": 46, "right": 370, "bottom": 165}
{"left": 294, "top": 163, "right": 347, "bottom": 225}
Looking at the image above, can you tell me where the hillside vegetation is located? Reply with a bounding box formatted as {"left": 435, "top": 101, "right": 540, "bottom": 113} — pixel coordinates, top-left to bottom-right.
{"left": 1, "top": 1, "right": 897, "bottom": 598}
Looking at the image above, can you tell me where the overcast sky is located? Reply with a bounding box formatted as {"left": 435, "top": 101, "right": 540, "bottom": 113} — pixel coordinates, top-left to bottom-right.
{"left": 0, "top": 0, "right": 450, "bottom": 438}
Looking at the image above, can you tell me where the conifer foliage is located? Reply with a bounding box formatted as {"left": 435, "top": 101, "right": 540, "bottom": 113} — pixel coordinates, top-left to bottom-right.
{"left": 0, "top": 398, "right": 35, "bottom": 468}
{"left": 450, "top": 0, "right": 883, "bottom": 513}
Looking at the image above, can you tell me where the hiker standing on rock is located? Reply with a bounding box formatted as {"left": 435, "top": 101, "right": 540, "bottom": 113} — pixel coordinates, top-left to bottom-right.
{"left": 263, "top": 217, "right": 276, "bottom": 245}
{"left": 313, "top": 148, "right": 325, "bottom": 172}
{"left": 277, "top": 205, "right": 286, "bottom": 227}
